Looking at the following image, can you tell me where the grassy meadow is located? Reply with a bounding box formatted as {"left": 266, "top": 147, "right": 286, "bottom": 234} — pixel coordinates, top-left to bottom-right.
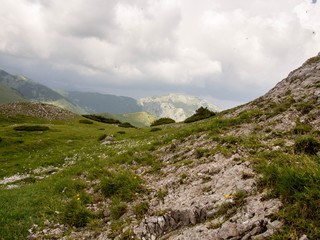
{"left": 0, "top": 109, "right": 319, "bottom": 239}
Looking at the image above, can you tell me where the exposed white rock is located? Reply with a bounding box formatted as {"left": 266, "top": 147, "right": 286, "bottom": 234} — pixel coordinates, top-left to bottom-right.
{"left": 138, "top": 94, "right": 222, "bottom": 122}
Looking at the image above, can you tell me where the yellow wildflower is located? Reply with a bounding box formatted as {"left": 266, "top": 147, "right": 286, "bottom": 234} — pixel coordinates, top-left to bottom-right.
{"left": 77, "top": 198, "right": 80, "bottom": 201}
{"left": 134, "top": 176, "right": 137, "bottom": 179}
{"left": 225, "top": 194, "right": 230, "bottom": 198}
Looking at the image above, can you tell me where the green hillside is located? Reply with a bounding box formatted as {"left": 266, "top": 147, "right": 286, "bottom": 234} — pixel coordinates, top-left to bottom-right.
{"left": 0, "top": 70, "right": 86, "bottom": 114}
{"left": 44, "top": 99, "right": 87, "bottom": 115}
{"left": 98, "top": 111, "right": 158, "bottom": 128}
{"left": 63, "top": 91, "right": 142, "bottom": 114}
{"left": 0, "top": 83, "right": 28, "bottom": 104}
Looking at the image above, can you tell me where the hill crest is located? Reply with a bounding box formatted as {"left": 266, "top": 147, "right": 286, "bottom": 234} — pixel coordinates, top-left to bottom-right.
{"left": 0, "top": 102, "right": 77, "bottom": 121}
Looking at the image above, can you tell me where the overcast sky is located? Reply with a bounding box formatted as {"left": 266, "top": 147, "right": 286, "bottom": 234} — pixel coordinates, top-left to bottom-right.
{"left": 0, "top": 0, "right": 319, "bottom": 109}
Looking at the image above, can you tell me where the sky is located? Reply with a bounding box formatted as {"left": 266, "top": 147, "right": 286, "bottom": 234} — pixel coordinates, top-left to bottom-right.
{"left": 0, "top": 0, "right": 319, "bottom": 109}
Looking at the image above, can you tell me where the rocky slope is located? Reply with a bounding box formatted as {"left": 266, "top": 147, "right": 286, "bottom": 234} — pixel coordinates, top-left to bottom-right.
{"left": 24, "top": 53, "right": 320, "bottom": 240}
{"left": 138, "top": 94, "right": 222, "bottom": 122}
{"left": 225, "top": 52, "right": 320, "bottom": 133}
{"left": 0, "top": 102, "right": 77, "bottom": 121}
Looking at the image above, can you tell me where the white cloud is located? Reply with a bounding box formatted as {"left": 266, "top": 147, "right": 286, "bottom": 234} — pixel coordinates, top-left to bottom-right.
{"left": 0, "top": 0, "right": 319, "bottom": 109}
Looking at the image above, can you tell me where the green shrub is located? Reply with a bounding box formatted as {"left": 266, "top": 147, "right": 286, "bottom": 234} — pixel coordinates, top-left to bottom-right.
{"left": 133, "top": 201, "right": 149, "bottom": 219}
{"left": 110, "top": 198, "right": 127, "bottom": 220}
{"left": 13, "top": 125, "right": 49, "bottom": 131}
{"left": 293, "top": 124, "right": 312, "bottom": 135}
{"left": 98, "top": 134, "right": 107, "bottom": 141}
{"left": 62, "top": 199, "right": 93, "bottom": 227}
{"left": 145, "top": 162, "right": 162, "bottom": 174}
{"left": 120, "top": 229, "right": 135, "bottom": 240}
{"left": 101, "top": 171, "right": 143, "bottom": 201}
{"left": 157, "top": 189, "right": 168, "bottom": 202}
{"left": 255, "top": 153, "right": 320, "bottom": 239}
{"left": 294, "top": 136, "right": 320, "bottom": 155}
{"left": 82, "top": 115, "right": 120, "bottom": 124}
{"left": 184, "top": 107, "right": 216, "bottom": 123}
{"left": 295, "top": 102, "right": 314, "bottom": 115}
{"left": 196, "top": 148, "right": 209, "bottom": 158}
{"left": 118, "top": 122, "right": 135, "bottom": 128}
{"left": 150, "top": 127, "right": 162, "bottom": 132}
{"left": 151, "top": 118, "right": 175, "bottom": 126}
{"left": 233, "top": 191, "right": 247, "bottom": 207}
{"left": 241, "top": 172, "right": 254, "bottom": 180}
{"left": 305, "top": 55, "right": 320, "bottom": 65}
{"left": 216, "top": 202, "right": 235, "bottom": 217}
{"left": 79, "top": 119, "right": 93, "bottom": 124}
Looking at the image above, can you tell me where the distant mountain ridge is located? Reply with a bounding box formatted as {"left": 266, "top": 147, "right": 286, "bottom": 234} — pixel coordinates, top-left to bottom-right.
{"left": 0, "top": 69, "right": 222, "bottom": 122}
{"left": 0, "top": 82, "right": 29, "bottom": 104}
{"left": 0, "top": 70, "right": 85, "bottom": 114}
{"left": 138, "top": 94, "right": 222, "bottom": 122}
{"left": 62, "top": 91, "right": 142, "bottom": 114}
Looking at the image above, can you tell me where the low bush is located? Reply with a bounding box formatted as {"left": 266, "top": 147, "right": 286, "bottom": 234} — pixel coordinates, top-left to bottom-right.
{"left": 117, "top": 131, "right": 126, "bottom": 134}
{"left": 157, "top": 189, "right": 168, "bottom": 202}
{"left": 216, "top": 202, "right": 235, "bottom": 217}
{"left": 151, "top": 118, "right": 175, "bottom": 126}
{"left": 62, "top": 199, "right": 93, "bottom": 227}
{"left": 233, "top": 191, "right": 247, "bottom": 207}
{"left": 110, "top": 198, "right": 127, "bottom": 220}
{"left": 79, "top": 119, "right": 93, "bottom": 124}
{"left": 82, "top": 115, "right": 120, "bottom": 124}
{"left": 150, "top": 127, "right": 162, "bottom": 132}
{"left": 101, "top": 171, "right": 143, "bottom": 201}
{"left": 184, "top": 107, "right": 216, "bottom": 123}
{"left": 196, "top": 148, "right": 209, "bottom": 158}
{"left": 98, "top": 134, "right": 107, "bottom": 141}
{"left": 133, "top": 201, "right": 149, "bottom": 219}
{"left": 118, "top": 122, "right": 135, "bottom": 128}
{"left": 13, "top": 125, "right": 49, "bottom": 131}
{"left": 295, "top": 102, "right": 315, "bottom": 115}
{"left": 293, "top": 124, "right": 312, "bottom": 135}
{"left": 305, "top": 55, "right": 320, "bottom": 65}
{"left": 294, "top": 136, "right": 320, "bottom": 155}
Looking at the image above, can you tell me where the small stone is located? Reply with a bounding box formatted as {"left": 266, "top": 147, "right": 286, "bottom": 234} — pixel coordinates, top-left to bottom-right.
{"left": 299, "top": 234, "right": 309, "bottom": 240}
{"left": 44, "top": 220, "right": 50, "bottom": 226}
{"left": 103, "top": 210, "right": 110, "bottom": 217}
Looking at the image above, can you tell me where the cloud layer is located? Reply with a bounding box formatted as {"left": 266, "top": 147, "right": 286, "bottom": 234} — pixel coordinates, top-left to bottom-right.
{"left": 0, "top": 0, "right": 319, "bottom": 108}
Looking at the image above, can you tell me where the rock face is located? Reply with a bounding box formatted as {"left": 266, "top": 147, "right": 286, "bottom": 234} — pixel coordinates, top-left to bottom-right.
{"left": 225, "top": 52, "right": 320, "bottom": 132}
{"left": 138, "top": 94, "right": 222, "bottom": 122}
{"left": 130, "top": 135, "right": 282, "bottom": 240}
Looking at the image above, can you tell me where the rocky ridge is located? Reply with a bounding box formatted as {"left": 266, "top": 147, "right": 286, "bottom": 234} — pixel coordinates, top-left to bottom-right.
{"left": 226, "top": 52, "right": 320, "bottom": 133}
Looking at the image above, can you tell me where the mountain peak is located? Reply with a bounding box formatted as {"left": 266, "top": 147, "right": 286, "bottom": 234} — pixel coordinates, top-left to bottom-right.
{"left": 138, "top": 93, "right": 222, "bottom": 122}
